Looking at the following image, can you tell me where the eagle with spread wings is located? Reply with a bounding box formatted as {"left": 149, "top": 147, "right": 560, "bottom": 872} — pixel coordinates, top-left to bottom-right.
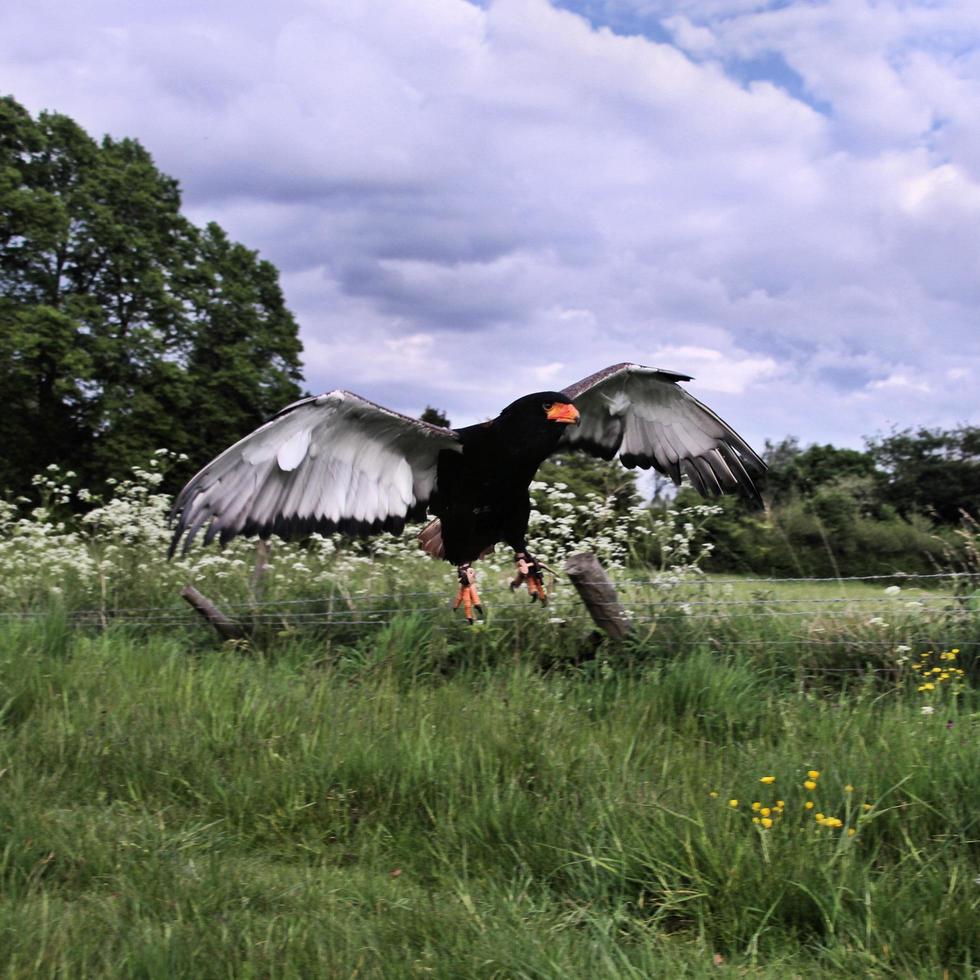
{"left": 170, "top": 362, "right": 765, "bottom": 621}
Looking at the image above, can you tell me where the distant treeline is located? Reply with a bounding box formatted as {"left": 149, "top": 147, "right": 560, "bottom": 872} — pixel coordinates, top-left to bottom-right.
{"left": 540, "top": 428, "right": 979, "bottom": 578}
{"left": 695, "top": 431, "right": 980, "bottom": 577}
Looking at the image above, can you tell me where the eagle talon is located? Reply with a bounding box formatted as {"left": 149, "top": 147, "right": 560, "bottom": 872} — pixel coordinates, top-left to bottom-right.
{"left": 513, "top": 552, "right": 548, "bottom": 607}
{"left": 453, "top": 564, "right": 484, "bottom": 624}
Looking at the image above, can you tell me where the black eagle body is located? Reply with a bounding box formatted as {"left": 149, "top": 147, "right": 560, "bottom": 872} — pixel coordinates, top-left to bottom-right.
{"left": 168, "top": 363, "right": 766, "bottom": 593}
{"left": 428, "top": 391, "right": 576, "bottom": 566}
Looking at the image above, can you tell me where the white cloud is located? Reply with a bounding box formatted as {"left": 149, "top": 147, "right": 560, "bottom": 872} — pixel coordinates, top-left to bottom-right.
{"left": 868, "top": 373, "right": 931, "bottom": 395}
{"left": 662, "top": 15, "right": 716, "bottom": 55}
{"left": 649, "top": 345, "right": 780, "bottom": 393}
{"left": 1, "top": 0, "right": 979, "bottom": 450}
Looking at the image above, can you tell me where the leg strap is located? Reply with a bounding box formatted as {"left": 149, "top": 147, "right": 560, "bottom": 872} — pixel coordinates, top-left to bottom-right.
{"left": 453, "top": 564, "right": 484, "bottom": 624}
{"left": 510, "top": 552, "right": 548, "bottom": 605}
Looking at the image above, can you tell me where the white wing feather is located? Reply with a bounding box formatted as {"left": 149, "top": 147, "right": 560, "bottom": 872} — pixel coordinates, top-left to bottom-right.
{"left": 170, "top": 390, "right": 461, "bottom": 555}
{"left": 561, "top": 362, "right": 765, "bottom": 499}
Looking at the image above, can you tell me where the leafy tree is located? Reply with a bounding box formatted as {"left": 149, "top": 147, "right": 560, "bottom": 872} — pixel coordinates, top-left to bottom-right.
{"left": 0, "top": 95, "right": 303, "bottom": 496}
{"left": 866, "top": 426, "right": 980, "bottom": 524}
{"left": 420, "top": 406, "right": 450, "bottom": 428}
{"left": 174, "top": 223, "right": 304, "bottom": 485}
{"left": 761, "top": 437, "right": 877, "bottom": 506}
{"left": 535, "top": 451, "right": 640, "bottom": 513}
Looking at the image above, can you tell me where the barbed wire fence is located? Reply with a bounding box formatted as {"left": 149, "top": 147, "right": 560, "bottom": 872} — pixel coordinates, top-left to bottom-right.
{"left": 2, "top": 562, "right": 978, "bottom": 678}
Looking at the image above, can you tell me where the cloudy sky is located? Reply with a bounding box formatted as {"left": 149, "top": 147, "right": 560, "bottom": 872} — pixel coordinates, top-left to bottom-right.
{"left": 3, "top": 0, "right": 979, "bottom": 454}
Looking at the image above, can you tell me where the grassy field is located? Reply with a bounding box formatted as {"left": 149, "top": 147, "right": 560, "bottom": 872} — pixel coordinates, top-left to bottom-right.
{"left": 0, "top": 582, "right": 977, "bottom": 979}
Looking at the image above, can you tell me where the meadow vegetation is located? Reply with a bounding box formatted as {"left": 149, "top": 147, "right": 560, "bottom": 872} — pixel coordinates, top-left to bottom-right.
{"left": 4, "top": 95, "right": 979, "bottom": 976}
{"left": 0, "top": 461, "right": 977, "bottom": 977}
{"left": 0, "top": 612, "right": 976, "bottom": 977}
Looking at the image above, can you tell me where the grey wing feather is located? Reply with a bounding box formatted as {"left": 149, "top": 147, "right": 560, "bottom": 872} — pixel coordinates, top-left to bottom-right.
{"left": 560, "top": 362, "right": 765, "bottom": 501}
{"left": 169, "top": 390, "right": 461, "bottom": 556}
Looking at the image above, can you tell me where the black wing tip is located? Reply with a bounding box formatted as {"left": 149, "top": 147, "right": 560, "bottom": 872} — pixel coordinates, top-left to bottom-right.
{"left": 619, "top": 452, "right": 654, "bottom": 470}
{"left": 241, "top": 512, "right": 415, "bottom": 541}
{"left": 168, "top": 509, "right": 421, "bottom": 557}
{"left": 167, "top": 507, "right": 192, "bottom": 560}
{"left": 566, "top": 437, "right": 620, "bottom": 462}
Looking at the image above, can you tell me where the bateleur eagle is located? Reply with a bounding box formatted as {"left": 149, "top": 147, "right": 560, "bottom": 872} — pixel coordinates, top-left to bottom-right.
{"left": 169, "top": 362, "right": 765, "bottom": 621}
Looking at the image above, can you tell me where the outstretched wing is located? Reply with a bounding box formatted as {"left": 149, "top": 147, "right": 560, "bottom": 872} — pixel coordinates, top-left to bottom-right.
{"left": 560, "top": 362, "right": 765, "bottom": 501}
{"left": 169, "top": 390, "right": 461, "bottom": 555}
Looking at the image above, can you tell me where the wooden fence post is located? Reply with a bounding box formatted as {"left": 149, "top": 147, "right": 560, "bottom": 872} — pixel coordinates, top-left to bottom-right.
{"left": 564, "top": 552, "right": 631, "bottom": 640}
{"left": 250, "top": 539, "right": 271, "bottom": 598}
{"left": 180, "top": 585, "right": 246, "bottom": 642}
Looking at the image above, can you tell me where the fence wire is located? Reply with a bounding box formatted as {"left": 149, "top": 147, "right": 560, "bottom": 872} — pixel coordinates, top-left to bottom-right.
{"left": 2, "top": 569, "right": 976, "bottom": 631}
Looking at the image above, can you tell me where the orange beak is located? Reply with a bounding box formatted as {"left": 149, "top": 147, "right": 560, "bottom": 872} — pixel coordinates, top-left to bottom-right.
{"left": 546, "top": 402, "right": 580, "bottom": 425}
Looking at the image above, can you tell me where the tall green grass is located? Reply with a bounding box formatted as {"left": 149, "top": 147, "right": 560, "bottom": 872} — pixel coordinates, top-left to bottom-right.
{"left": 0, "top": 613, "right": 976, "bottom": 977}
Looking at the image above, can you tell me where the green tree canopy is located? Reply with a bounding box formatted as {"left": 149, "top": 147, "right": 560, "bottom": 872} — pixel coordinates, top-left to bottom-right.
{"left": 535, "top": 451, "right": 640, "bottom": 513}
{"left": 866, "top": 426, "right": 980, "bottom": 524}
{"left": 759, "top": 430, "right": 980, "bottom": 525}
{"left": 0, "top": 95, "right": 303, "bottom": 496}
{"left": 419, "top": 406, "right": 450, "bottom": 428}
{"left": 761, "top": 437, "right": 877, "bottom": 505}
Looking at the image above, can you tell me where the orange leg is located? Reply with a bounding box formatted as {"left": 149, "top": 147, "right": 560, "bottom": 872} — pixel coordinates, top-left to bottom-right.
{"left": 452, "top": 564, "right": 484, "bottom": 624}
{"left": 511, "top": 552, "right": 548, "bottom": 606}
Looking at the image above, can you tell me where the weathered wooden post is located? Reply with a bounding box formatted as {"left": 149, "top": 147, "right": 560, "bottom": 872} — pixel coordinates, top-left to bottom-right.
{"left": 250, "top": 539, "right": 271, "bottom": 598}
{"left": 564, "top": 552, "right": 631, "bottom": 640}
{"left": 180, "top": 584, "right": 246, "bottom": 642}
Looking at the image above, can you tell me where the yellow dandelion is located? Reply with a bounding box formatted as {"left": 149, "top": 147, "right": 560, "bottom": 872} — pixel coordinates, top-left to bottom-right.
{"left": 776, "top": 800, "right": 785, "bottom": 808}
{"left": 761, "top": 817, "right": 773, "bottom": 829}
{"left": 918, "top": 683, "right": 935, "bottom": 691}
{"left": 845, "top": 784, "right": 854, "bottom": 793}
{"left": 804, "top": 801, "right": 815, "bottom": 810}
{"left": 803, "top": 780, "right": 817, "bottom": 791}
{"left": 751, "top": 801, "right": 762, "bottom": 811}
{"left": 807, "top": 770, "right": 820, "bottom": 779}
{"left": 815, "top": 812, "right": 825, "bottom": 822}
{"left": 728, "top": 799, "right": 739, "bottom": 808}
{"left": 761, "top": 807, "right": 772, "bottom": 817}
{"left": 752, "top": 816, "right": 761, "bottom": 824}
{"left": 847, "top": 828, "right": 857, "bottom": 837}
{"left": 709, "top": 791, "right": 718, "bottom": 798}
{"left": 760, "top": 776, "right": 776, "bottom": 784}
